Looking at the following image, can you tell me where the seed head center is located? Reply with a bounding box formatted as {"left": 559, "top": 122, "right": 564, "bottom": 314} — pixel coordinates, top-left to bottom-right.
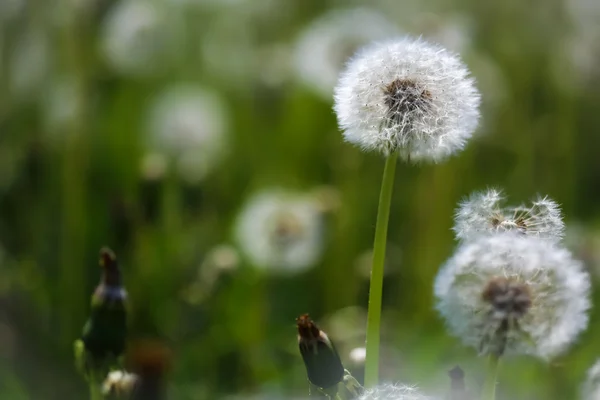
{"left": 482, "top": 277, "right": 532, "bottom": 318}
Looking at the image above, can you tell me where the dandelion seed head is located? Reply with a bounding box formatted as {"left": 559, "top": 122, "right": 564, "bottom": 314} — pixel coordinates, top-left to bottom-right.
{"left": 453, "top": 189, "right": 565, "bottom": 242}
{"left": 359, "top": 383, "right": 431, "bottom": 400}
{"left": 234, "top": 190, "right": 324, "bottom": 273}
{"left": 146, "top": 85, "right": 228, "bottom": 183}
{"left": 334, "top": 36, "right": 480, "bottom": 161}
{"left": 434, "top": 233, "right": 591, "bottom": 359}
{"left": 583, "top": 359, "right": 600, "bottom": 400}
{"left": 294, "top": 8, "right": 400, "bottom": 99}
{"left": 101, "top": 1, "right": 172, "bottom": 76}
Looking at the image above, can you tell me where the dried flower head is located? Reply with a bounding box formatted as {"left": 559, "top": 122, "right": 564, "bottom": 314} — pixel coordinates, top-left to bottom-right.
{"left": 434, "top": 233, "right": 590, "bottom": 358}
{"left": 582, "top": 359, "right": 600, "bottom": 400}
{"left": 358, "top": 383, "right": 431, "bottom": 400}
{"left": 294, "top": 8, "right": 400, "bottom": 99}
{"left": 334, "top": 36, "right": 480, "bottom": 161}
{"left": 102, "top": 370, "right": 138, "bottom": 396}
{"left": 453, "top": 188, "right": 564, "bottom": 242}
{"left": 234, "top": 189, "right": 324, "bottom": 273}
{"left": 296, "top": 314, "right": 344, "bottom": 390}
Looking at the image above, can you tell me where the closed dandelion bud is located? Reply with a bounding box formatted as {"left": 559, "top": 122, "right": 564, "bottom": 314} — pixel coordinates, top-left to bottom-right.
{"left": 453, "top": 188, "right": 564, "bottom": 242}
{"left": 446, "top": 366, "right": 473, "bottom": 400}
{"left": 582, "top": 359, "right": 600, "bottom": 400}
{"left": 296, "top": 314, "right": 344, "bottom": 390}
{"left": 334, "top": 36, "right": 480, "bottom": 162}
{"left": 81, "top": 247, "right": 128, "bottom": 364}
{"left": 358, "top": 383, "right": 432, "bottom": 400}
{"left": 434, "top": 233, "right": 590, "bottom": 359}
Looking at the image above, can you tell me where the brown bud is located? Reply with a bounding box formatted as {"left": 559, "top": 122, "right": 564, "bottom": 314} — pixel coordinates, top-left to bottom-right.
{"left": 296, "top": 314, "right": 344, "bottom": 389}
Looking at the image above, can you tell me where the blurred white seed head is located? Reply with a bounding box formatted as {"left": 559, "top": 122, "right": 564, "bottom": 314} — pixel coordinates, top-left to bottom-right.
{"left": 582, "top": 359, "right": 600, "bottom": 400}
{"left": 145, "top": 84, "right": 228, "bottom": 183}
{"left": 359, "top": 383, "right": 431, "bottom": 400}
{"left": 102, "top": 370, "right": 138, "bottom": 396}
{"left": 294, "top": 8, "right": 400, "bottom": 99}
{"left": 435, "top": 233, "right": 590, "bottom": 359}
{"left": 234, "top": 189, "right": 324, "bottom": 273}
{"left": 453, "top": 188, "right": 564, "bottom": 243}
{"left": 101, "top": 0, "right": 172, "bottom": 76}
{"left": 9, "top": 29, "right": 50, "bottom": 100}
{"left": 334, "top": 36, "right": 480, "bottom": 161}
{"left": 0, "top": 0, "right": 24, "bottom": 22}
{"left": 413, "top": 13, "right": 473, "bottom": 54}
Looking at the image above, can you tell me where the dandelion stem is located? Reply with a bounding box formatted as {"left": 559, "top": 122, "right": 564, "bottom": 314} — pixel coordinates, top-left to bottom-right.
{"left": 89, "top": 370, "right": 103, "bottom": 400}
{"left": 364, "top": 151, "right": 398, "bottom": 388}
{"left": 482, "top": 353, "right": 500, "bottom": 400}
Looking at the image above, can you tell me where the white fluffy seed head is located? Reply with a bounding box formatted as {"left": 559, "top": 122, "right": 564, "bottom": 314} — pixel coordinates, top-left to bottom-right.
{"left": 453, "top": 188, "right": 564, "bottom": 243}
{"left": 234, "top": 189, "right": 324, "bottom": 273}
{"left": 334, "top": 36, "right": 480, "bottom": 161}
{"left": 582, "top": 359, "right": 600, "bottom": 400}
{"left": 359, "top": 383, "right": 432, "bottom": 400}
{"left": 434, "top": 233, "right": 591, "bottom": 359}
{"left": 294, "top": 8, "right": 400, "bottom": 99}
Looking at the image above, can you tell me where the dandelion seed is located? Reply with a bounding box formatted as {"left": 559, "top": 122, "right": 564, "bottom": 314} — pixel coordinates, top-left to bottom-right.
{"left": 434, "top": 233, "right": 590, "bottom": 359}
{"left": 294, "top": 8, "right": 400, "bottom": 99}
{"left": 234, "top": 189, "right": 324, "bottom": 273}
{"left": 582, "top": 359, "right": 600, "bottom": 400}
{"left": 334, "top": 36, "right": 480, "bottom": 161}
{"left": 145, "top": 84, "right": 228, "bottom": 183}
{"left": 358, "top": 383, "right": 432, "bottom": 400}
{"left": 453, "top": 188, "right": 564, "bottom": 242}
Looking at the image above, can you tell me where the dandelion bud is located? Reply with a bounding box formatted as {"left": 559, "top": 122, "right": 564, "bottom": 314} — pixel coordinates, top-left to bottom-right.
{"left": 358, "top": 383, "right": 431, "bottom": 400}
{"left": 434, "top": 233, "right": 590, "bottom": 359}
{"left": 296, "top": 314, "right": 344, "bottom": 390}
{"left": 447, "top": 366, "right": 473, "bottom": 400}
{"left": 453, "top": 188, "right": 564, "bottom": 242}
{"left": 334, "top": 36, "right": 480, "bottom": 161}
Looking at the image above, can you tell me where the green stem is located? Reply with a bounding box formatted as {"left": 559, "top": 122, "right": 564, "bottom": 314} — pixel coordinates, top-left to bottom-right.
{"left": 364, "top": 152, "right": 398, "bottom": 388}
{"left": 482, "top": 353, "right": 500, "bottom": 400}
{"left": 89, "top": 371, "right": 104, "bottom": 400}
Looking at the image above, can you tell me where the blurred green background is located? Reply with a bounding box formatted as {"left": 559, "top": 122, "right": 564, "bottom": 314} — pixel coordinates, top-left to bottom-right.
{"left": 1, "top": 0, "right": 600, "bottom": 398}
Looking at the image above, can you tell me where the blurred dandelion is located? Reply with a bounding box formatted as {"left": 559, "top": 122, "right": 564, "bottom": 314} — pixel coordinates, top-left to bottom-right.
{"left": 9, "top": 29, "right": 50, "bottom": 100}
{"left": 582, "top": 359, "right": 600, "bottom": 400}
{"left": 234, "top": 189, "right": 324, "bottom": 273}
{"left": 334, "top": 35, "right": 480, "bottom": 161}
{"left": 413, "top": 13, "right": 474, "bottom": 54}
{"left": 358, "top": 383, "right": 431, "bottom": 400}
{"left": 293, "top": 8, "right": 400, "bottom": 99}
{"left": 453, "top": 188, "right": 564, "bottom": 242}
{"left": 434, "top": 233, "right": 590, "bottom": 359}
{"left": 100, "top": 0, "right": 173, "bottom": 76}
{"left": 0, "top": 0, "right": 25, "bottom": 22}
{"left": 145, "top": 84, "right": 228, "bottom": 183}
